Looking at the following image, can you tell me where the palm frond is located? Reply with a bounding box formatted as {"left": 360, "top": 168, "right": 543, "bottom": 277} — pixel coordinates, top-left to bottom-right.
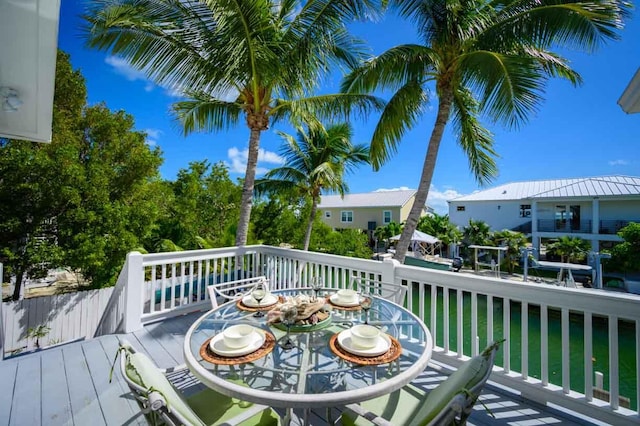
{"left": 271, "top": 93, "right": 385, "bottom": 126}
{"left": 369, "top": 81, "right": 429, "bottom": 170}
{"left": 451, "top": 87, "right": 498, "bottom": 186}
{"left": 172, "top": 95, "right": 242, "bottom": 134}
{"left": 341, "top": 44, "right": 438, "bottom": 93}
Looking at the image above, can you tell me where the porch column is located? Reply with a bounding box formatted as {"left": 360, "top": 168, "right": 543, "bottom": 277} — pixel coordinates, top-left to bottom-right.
{"left": 591, "top": 198, "right": 600, "bottom": 252}
{"left": 124, "top": 251, "right": 144, "bottom": 333}
{"left": 531, "top": 201, "right": 540, "bottom": 259}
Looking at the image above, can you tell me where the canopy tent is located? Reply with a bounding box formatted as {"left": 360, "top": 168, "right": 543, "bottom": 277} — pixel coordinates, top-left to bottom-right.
{"left": 390, "top": 230, "right": 441, "bottom": 256}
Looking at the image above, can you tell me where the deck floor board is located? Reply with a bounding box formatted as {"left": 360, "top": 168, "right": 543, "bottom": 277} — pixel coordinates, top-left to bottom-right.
{"left": 0, "top": 312, "right": 592, "bottom": 425}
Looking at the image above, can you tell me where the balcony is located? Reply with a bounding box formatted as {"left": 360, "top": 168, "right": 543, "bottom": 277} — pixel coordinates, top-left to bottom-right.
{"left": 537, "top": 219, "right": 592, "bottom": 233}
{"left": 599, "top": 219, "right": 638, "bottom": 235}
{"left": 1, "top": 245, "right": 639, "bottom": 425}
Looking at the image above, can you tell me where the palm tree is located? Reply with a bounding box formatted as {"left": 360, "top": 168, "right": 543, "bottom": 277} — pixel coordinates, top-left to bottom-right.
{"left": 417, "top": 213, "right": 461, "bottom": 255}
{"left": 342, "top": 0, "right": 629, "bottom": 262}
{"left": 491, "top": 229, "right": 527, "bottom": 274}
{"left": 83, "top": 0, "right": 383, "bottom": 246}
{"left": 255, "top": 124, "right": 369, "bottom": 250}
{"left": 546, "top": 236, "right": 590, "bottom": 263}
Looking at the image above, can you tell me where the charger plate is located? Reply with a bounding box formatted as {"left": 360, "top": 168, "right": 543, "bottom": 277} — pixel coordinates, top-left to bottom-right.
{"left": 325, "top": 294, "right": 362, "bottom": 311}
{"left": 237, "top": 295, "right": 284, "bottom": 312}
{"left": 200, "top": 331, "right": 276, "bottom": 365}
{"left": 329, "top": 332, "right": 401, "bottom": 365}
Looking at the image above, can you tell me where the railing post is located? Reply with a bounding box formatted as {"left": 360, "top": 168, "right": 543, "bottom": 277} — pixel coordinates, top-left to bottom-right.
{"left": 124, "top": 251, "right": 144, "bottom": 333}
{"left": 381, "top": 258, "right": 399, "bottom": 285}
{"left": 0, "top": 262, "right": 3, "bottom": 360}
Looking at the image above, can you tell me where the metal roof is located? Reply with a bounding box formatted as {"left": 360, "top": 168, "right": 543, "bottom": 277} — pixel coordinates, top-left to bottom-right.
{"left": 449, "top": 176, "right": 640, "bottom": 202}
{"left": 318, "top": 189, "right": 417, "bottom": 208}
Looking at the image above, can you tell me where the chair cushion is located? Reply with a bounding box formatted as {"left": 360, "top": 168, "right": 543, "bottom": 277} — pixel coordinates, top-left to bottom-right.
{"left": 413, "top": 354, "right": 491, "bottom": 425}
{"left": 126, "top": 352, "right": 205, "bottom": 426}
{"left": 343, "top": 354, "right": 491, "bottom": 426}
{"left": 342, "top": 384, "right": 426, "bottom": 425}
{"left": 188, "top": 388, "right": 280, "bottom": 426}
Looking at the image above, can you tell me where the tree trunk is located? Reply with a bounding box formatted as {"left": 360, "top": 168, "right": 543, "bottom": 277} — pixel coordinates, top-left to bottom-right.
{"left": 12, "top": 269, "right": 24, "bottom": 301}
{"left": 394, "top": 89, "right": 454, "bottom": 263}
{"left": 235, "top": 127, "right": 262, "bottom": 246}
{"left": 303, "top": 197, "right": 319, "bottom": 251}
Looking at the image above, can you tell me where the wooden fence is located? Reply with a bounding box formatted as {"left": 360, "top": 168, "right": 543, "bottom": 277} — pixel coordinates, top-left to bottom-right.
{"left": 1, "top": 287, "right": 113, "bottom": 358}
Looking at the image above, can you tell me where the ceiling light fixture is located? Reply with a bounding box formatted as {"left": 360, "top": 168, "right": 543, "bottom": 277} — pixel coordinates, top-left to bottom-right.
{"left": 0, "top": 87, "right": 23, "bottom": 112}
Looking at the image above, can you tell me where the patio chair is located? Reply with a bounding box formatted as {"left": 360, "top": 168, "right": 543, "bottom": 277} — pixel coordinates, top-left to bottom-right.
{"left": 339, "top": 340, "right": 502, "bottom": 426}
{"left": 352, "top": 277, "right": 407, "bottom": 306}
{"left": 207, "top": 276, "right": 269, "bottom": 309}
{"left": 115, "top": 339, "right": 280, "bottom": 426}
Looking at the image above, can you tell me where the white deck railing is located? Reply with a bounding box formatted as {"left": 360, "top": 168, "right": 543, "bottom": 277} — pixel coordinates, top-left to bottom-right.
{"left": 108, "top": 245, "right": 640, "bottom": 425}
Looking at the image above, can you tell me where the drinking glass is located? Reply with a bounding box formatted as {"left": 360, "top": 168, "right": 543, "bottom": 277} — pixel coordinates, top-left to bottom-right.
{"left": 359, "top": 295, "right": 373, "bottom": 324}
{"left": 310, "top": 276, "right": 323, "bottom": 301}
{"left": 252, "top": 282, "right": 267, "bottom": 318}
{"left": 279, "top": 305, "right": 298, "bottom": 351}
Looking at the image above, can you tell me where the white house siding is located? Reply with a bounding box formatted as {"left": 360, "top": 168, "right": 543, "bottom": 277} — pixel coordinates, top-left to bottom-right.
{"left": 449, "top": 200, "right": 528, "bottom": 231}
{"left": 600, "top": 199, "right": 640, "bottom": 219}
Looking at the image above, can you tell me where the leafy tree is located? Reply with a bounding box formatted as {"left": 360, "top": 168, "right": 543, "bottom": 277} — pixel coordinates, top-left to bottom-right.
{"left": 155, "top": 161, "right": 241, "bottom": 250}
{"left": 374, "top": 221, "right": 403, "bottom": 250}
{"left": 83, "top": 0, "right": 383, "bottom": 247}
{"left": 0, "top": 51, "right": 164, "bottom": 298}
{"left": 417, "top": 213, "right": 462, "bottom": 255}
{"left": 255, "top": 124, "right": 369, "bottom": 250}
{"left": 491, "top": 229, "right": 528, "bottom": 274}
{"left": 311, "top": 226, "right": 372, "bottom": 259}
{"left": 252, "top": 196, "right": 305, "bottom": 247}
{"left": 607, "top": 222, "right": 640, "bottom": 273}
{"left": 546, "top": 236, "right": 590, "bottom": 263}
{"left": 342, "top": 0, "right": 629, "bottom": 262}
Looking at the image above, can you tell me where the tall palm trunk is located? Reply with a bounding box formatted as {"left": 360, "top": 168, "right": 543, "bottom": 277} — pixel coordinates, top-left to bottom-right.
{"left": 394, "top": 88, "right": 454, "bottom": 263}
{"left": 303, "top": 196, "right": 319, "bottom": 251}
{"left": 236, "top": 127, "right": 262, "bottom": 246}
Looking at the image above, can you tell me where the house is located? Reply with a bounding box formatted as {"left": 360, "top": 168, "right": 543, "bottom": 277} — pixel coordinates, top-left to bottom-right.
{"left": 619, "top": 67, "right": 640, "bottom": 113}
{"left": 0, "top": 0, "right": 60, "bottom": 143}
{"left": 448, "top": 175, "right": 640, "bottom": 254}
{"left": 317, "top": 189, "right": 425, "bottom": 232}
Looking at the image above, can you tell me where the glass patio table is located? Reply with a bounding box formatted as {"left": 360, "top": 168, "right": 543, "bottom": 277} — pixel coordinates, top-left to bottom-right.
{"left": 183, "top": 288, "right": 433, "bottom": 417}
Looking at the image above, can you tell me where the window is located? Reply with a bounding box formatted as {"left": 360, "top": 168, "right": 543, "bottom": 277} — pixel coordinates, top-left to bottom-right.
{"left": 383, "top": 210, "right": 392, "bottom": 224}
{"left": 324, "top": 211, "right": 331, "bottom": 218}
{"left": 341, "top": 211, "right": 353, "bottom": 223}
{"left": 457, "top": 206, "right": 466, "bottom": 212}
{"left": 519, "top": 204, "right": 531, "bottom": 218}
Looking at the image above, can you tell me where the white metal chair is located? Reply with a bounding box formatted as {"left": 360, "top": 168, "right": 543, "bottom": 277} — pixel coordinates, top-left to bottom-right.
{"left": 115, "top": 339, "right": 280, "bottom": 426}
{"left": 339, "top": 340, "right": 502, "bottom": 426}
{"left": 351, "top": 277, "right": 407, "bottom": 306}
{"left": 206, "top": 276, "right": 269, "bottom": 309}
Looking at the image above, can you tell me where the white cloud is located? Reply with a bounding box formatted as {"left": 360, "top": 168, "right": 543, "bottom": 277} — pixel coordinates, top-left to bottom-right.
{"left": 105, "top": 56, "right": 153, "bottom": 85}
{"left": 426, "top": 186, "right": 464, "bottom": 215}
{"left": 374, "top": 185, "right": 464, "bottom": 215}
{"left": 608, "top": 159, "right": 629, "bottom": 166}
{"left": 227, "top": 147, "right": 286, "bottom": 175}
{"left": 374, "top": 186, "right": 412, "bottom": 192}
{"left": 143, "top": 128, "right": 162, "bottom": 147}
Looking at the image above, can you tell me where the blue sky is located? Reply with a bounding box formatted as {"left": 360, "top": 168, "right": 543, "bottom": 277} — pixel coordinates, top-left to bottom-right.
{"left": 58, "top": 1, "right": 640, "bottom": 214}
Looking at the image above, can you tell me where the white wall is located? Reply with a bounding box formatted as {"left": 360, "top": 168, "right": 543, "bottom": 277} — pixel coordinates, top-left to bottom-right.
{"left": 449, "top": 200, "right": 530, "bottom": 231}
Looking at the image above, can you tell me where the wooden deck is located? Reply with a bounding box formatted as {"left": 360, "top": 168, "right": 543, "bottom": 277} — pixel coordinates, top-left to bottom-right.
{"left": 0, "top": 311, "right": 593, "bottom": 425}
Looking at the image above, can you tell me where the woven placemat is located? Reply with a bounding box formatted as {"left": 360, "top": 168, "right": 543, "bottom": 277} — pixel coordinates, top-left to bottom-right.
{"left": 200, "top": 332, "right": 276, "bottom": 365}
{"left": 236, "top": 295, "right": 283, "bottom": 312}
{"left": 329, "top": 333, "right": 402, "bottom": 365}
{"left": 325, "top": 295, "right": 362, "bottom": 311}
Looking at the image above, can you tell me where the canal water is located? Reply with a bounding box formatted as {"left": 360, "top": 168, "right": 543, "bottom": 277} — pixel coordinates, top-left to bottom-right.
{"left": 410, "top": 286, "right": 638, "bottom": 409}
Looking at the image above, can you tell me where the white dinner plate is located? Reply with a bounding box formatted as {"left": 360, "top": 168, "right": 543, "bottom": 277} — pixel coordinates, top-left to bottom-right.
{"left": 329, "top": 293, "right": 360, "bottom": 307}
{"left": 241, "top": 293, "right": 278, "bottom": 308}
{"left": 337, "top": 329, "right": 391, "bottom": 357}
{"left": 209, "top": 328, "right": 266, "bottom": 357}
